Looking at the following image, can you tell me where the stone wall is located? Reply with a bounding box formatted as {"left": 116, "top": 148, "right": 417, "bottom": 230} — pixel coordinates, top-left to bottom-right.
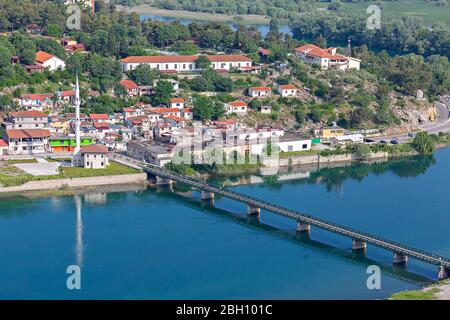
{"left": 0, "top": 173, "right": 148, "bottom": 193}
{"left": 278, "top": 152, "right": 389, "bottom": 167}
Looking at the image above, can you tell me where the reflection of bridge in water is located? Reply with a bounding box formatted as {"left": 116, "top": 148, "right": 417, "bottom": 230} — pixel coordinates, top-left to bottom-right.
{"left": 114, "top": 155, "right": 450, "bottom": 281}
{"left": 153, "top": 188, "right": 432, "bottom": 286}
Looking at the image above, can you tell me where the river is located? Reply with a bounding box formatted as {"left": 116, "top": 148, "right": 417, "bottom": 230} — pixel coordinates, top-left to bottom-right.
{"left": 140, "top": 14, "right": 292, "bottom": 37}
{"left": 1, "top": 149, "right": 449, "bottom": 299}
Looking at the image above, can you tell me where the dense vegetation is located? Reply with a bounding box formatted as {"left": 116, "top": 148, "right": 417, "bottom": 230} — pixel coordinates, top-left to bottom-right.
{"left": 0, "top": 0, "right": 449, "bottom": 130}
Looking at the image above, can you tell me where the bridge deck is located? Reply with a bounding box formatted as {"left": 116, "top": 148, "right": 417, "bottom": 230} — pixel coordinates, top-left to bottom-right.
{"left": 114, "top": 155, "right": 450, "bottom": 269}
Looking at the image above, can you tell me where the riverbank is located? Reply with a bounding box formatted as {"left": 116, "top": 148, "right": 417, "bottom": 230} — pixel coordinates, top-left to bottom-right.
{"left": 389, "top": 279, "right": 450, "bottom": 300}
{"left": 118, "top": 5, "right": 270, "bottom": 24}
{"left": 0, "top": 172, "right": 148, "bottom": 194}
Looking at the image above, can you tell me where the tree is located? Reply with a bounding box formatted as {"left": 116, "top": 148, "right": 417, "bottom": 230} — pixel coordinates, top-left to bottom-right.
{"left": 412, "top": 132, "right": 435, "bottom": 155}
{"left": 128, "top": 64, "right": 159, "bottom": 86}
{"left": 192, "top": 95, "right": 224, "bottom": 121}
{"left": 195, "top": 55, "right": 211, "bottom": 69}
{"left": 172, "top": 41, "right": 198, "bottom": 55}
{"left": 21, "top": 49, "right": 35, "bottom": 65}
{"left": 114, "top": 83, "right": 128, "bottom": 97}
{"left": 354, "top": 144, "right": 371, "bottom": 160}
{"left": 151, "top": 81, "right": 174, "bottom": 106}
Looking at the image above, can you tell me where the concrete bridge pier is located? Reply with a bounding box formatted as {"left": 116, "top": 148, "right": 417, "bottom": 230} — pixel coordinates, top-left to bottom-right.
{"left": 200, "top": 191, "right": 215, "bottom": 200}
{"left": 393, "top": 252, "right": 408, "bottom": 265}
{"left": 352, "top": 239, "right": 367, "bottom": 251}
{"left": 438, "top": 266, "right": 450, "bottom": 280}
{"left": 156, "top": 176, "right": 173, "bottom": 186}
{"left": 247, "top": 206, "right": 261, "bottom": 216}
{"left": 296, "top": 221, "right": 311, "bottom": 233}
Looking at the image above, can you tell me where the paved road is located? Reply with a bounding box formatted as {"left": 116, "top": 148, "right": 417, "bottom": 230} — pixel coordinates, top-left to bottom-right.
{"left": 373, "top": 98, "right": 450, "bottom": 143}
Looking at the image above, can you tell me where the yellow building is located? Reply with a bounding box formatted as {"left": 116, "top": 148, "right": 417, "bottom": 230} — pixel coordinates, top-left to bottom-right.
{"left": 49, "top": 117, "right": 70, "bottom": 135}
{"left": 316, "top": 126, "right": 345, "bottom": 139}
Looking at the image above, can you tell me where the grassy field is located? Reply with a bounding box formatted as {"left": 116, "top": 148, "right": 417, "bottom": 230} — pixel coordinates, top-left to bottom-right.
{"left": 119, "top": 5, "right": 270, "bottom": 24}
{"left": 279, "top": 149, "right": 320, "bottom": 158}
{"left": 122, "top": 1, "right": 449, "bottom": 26}
{"left": 388, "top": 287, "right": 440, "bottom": 300}
{"left": 0, "top": 161, "right": 141, "bottom": 187}
{"left": 316, "top": 0, "right": 450, "bottom": 25}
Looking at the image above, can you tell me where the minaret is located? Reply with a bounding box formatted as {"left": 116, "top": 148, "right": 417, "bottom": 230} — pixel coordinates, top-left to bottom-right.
{"left": 74, "top": 75, "right": 81, "bottom": 154}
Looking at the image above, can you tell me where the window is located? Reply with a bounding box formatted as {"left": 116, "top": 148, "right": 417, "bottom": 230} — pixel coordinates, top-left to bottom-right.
{"left": 183, "top": 64, "right": 186, "bottom": 69}
{"left": 288, "top": 145, "right": 293, "bottom": 152}
{"left": 174, "top": 64, "right": 177, "bottom": 69}
{"left": 165, "top": 64, "right": 169, "bottom": 69}
{"left": 302, "top": 144, "right": 308, "bottom": 149}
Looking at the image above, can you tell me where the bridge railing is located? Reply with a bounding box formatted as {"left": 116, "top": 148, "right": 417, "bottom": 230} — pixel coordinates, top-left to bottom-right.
{"left": 117, "top": 155, "right": 450, "bottom": 267}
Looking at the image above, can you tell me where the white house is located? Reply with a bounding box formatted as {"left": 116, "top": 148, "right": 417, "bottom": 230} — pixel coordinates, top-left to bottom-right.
{"left": 294, "top": 44, "right": 360, "bottom": 71}
{"left": 170, "top": 98, "right": 185, "bottom": 109}
{"left": 330, "top": 133, "right": 364, "bottom": 146}
{"left": 35, "top": 51, "right": 66, "bottom": 71}
{"left": 5, "top": 110, "right": 48, "bottom": 129}
{"left": 72, "top": 144, "right": 109, "bottom": 169}
{"left": 248, "top": 87, "right": 271, "bottom": 97}
{"left": 4, "top": 129, "right": 51, "bottom": 155}
{"left": 278, "top": 133, "right": 312, "bottom": 153}
{"left": 121, "top": 55, "right": 252, "bottom": 72}
{"left": 225, "top": 101, "right": 247, "bottom": 114}
{"left": 19, "top": 93, "right": 54, "bottom": 110}
{"left": 182, "top": 108, "right": 193, "bottom": 120}
{"left": 278, "top": 84, "right": 298, "bottom": 97}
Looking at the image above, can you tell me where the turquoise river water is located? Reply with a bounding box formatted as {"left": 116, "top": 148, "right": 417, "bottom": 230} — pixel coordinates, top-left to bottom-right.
{"left": 1, "top": 148, "right": 449, "bottom": 299}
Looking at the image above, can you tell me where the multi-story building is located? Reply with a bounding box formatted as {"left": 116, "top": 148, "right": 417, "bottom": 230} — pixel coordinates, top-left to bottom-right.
{"left": 72, "top": 144, "right": 109, "bottom": 169}
{"left": 294, "top": 44, "right": 361, "bottom": 71}
{"left": 19, "top": 93, "right": 54, "bottom": 110}
{"left": 119, "top": 80, "right": 140, "bottom": 97}
{"left": 4, "top": 111, "right": 48, "bottom": 129}
{"left": 50, "top": 136, "right": 95, "bottom": 153}
{"left": 4, "top": 129, "right": 51, "bottom": 155}
{"left": 121, "top": 55, "right": 252, "bottom": 72}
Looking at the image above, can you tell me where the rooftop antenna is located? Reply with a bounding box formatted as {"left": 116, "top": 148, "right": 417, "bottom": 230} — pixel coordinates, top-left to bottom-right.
{"left": 74, "top": 74, "right": 81, "bottom": 154}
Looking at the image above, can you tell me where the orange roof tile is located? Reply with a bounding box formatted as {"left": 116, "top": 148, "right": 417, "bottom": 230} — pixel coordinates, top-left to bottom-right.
{"left": 89, "top": 114, "right": 109, "bottom": 120}
{"left": 250, "top": 87, "right": 271, "bottom": 91}
{"left": 35, "top": 51, "right": 55, "bottom": 63}
{"left": 279, "top": 84, "right": 297, "bottom": 90}
{"left": 149, "top": 108, "right": 181, "bottom": 114}
{"left": 81, "top": 144, "right": 109, "bottom": 154}
{"left": 10, "top": 110, "right": 46, "bottom": 118}
{"left": 120, "top": 79, "right": 139, "bottom": 89}
{"left": 170, "top": 98, "right": 185, "bottom": 103}
{"left": 228, "top": 101, "right": 247, "bottom": 107}
{"left": 295, "top": 44, "right": 348, "bottom": 60}
{"left": 6, "top": 129, "right": 50, "bottom": 139}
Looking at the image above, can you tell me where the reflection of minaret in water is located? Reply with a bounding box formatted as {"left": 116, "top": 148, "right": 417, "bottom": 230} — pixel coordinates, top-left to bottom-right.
{"left": 73, "top": 75, "right": 81, "bottom": 155}
{"left": 75, "top": 195, "right": 84, "bottom": 268}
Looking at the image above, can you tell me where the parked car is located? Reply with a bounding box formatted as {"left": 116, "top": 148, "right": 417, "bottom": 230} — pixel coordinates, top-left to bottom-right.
{"left": 390, "top": 139, "right": 399, "bottom": 144}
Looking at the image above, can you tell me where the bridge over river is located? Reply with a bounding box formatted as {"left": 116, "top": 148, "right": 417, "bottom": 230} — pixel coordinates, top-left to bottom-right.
{"left": 114, "top": 155, "right": 450, "bottom": 280}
